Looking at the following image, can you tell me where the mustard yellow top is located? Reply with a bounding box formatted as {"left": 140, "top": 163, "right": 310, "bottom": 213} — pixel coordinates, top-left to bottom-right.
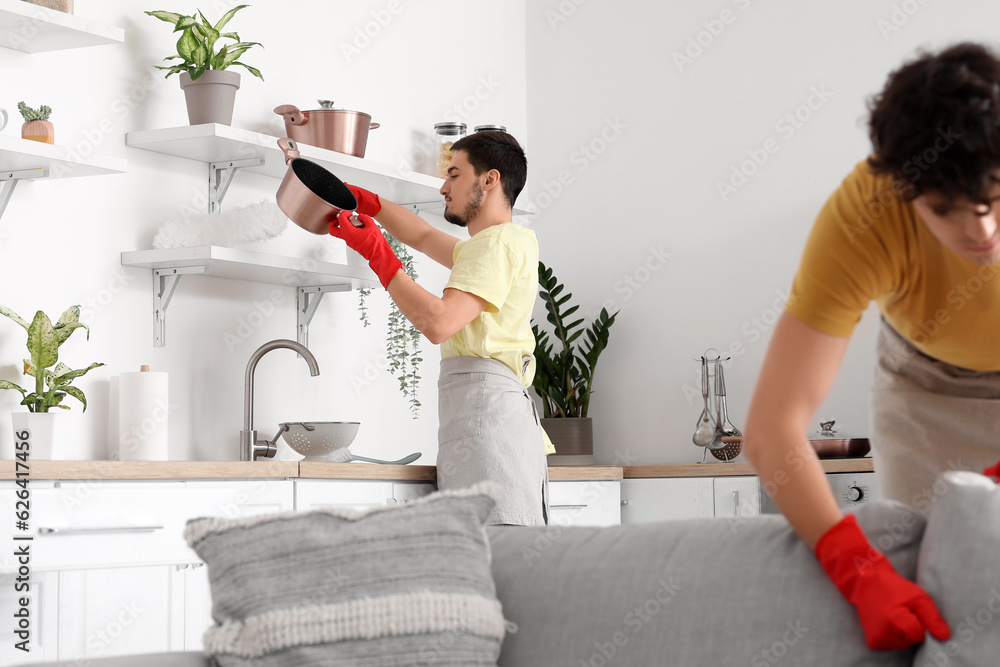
{"left": 786, "top": 159, "right": 1000, "bottom": 371}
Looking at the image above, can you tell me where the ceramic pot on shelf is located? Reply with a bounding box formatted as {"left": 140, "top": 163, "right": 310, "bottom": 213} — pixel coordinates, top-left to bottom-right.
{"left": 21, "top": 120, "right": 54, "bottom": 144}
{"left": 179, "top": 70, "right": 241, "bottom": 126}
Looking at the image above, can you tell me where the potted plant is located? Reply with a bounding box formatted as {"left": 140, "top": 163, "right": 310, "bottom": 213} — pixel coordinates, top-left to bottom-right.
{"left": 531, "top": 261, "right": 618, "bottom": 461}
{"left": 0, "top": 305, "right": 104, "bottom": 459}
{"left": 357, "top": 233, "right": 423, "bottom": 418}
{"left": 17, "top": 102, "right": 53, "bottom": 144}
{"left": 145, "top": 5, "right": 263, "bottom": 126}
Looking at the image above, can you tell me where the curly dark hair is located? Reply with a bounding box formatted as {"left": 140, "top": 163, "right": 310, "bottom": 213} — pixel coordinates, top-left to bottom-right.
{"left": 450, "top": 131, "right": 527, "bottom": 208}
{"left": 867, "top": 42, "right": 1000, "bottom": 210}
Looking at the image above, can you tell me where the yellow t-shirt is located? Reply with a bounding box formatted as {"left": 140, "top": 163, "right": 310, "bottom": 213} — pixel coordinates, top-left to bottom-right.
{"left": 442, "top": 222, "right": 555, "bottom": 454}
{"left": 786, "top": 159, "right": 1000, "bottom": 371}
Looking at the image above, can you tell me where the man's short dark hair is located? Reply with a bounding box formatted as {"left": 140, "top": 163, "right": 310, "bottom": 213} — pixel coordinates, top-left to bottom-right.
{"left": 451, "top": 131, "right": 527, "bottom": 208}
{"left": 867, "top": 41, "right": 1000, "bottom": 208}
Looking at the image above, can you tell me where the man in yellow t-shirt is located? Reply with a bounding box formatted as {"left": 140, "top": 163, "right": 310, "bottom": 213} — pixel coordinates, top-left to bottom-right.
{"left": 743, "top": 42, "right": 1000, "bottom": 653}
{"left": 329, "top": 131, "right": 550, "bottom": 526}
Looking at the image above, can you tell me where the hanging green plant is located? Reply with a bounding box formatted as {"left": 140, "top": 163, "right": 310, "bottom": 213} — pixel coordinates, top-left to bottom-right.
{"left": 357, "top": 231, "right": 423, "bottom": 418}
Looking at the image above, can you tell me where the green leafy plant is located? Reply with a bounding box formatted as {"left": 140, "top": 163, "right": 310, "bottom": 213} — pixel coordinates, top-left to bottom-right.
{"left": 358, "top": 232, "right": 423, "bottom": 418}
{"left": 531, "top": 261, "right": 618, "bottom": 418}
{"left": 0, "top": 305, "right": 104, "bottom": 412}
{"left": 145, "top": 5, "right": 263, "bottom": 81}
{"left": 17, "top": 102, "right": 51, "bottom": 122}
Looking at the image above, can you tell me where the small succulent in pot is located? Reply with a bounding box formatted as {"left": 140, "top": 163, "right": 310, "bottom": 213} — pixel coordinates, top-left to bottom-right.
{"left": 17, "top": 101, "right": 54, "bottom": 144}
{"left": 0, "top": 305, "right": 104, "bottom": 412}
{"left": 144, "top": 5, "right": 264, "bottom": 81}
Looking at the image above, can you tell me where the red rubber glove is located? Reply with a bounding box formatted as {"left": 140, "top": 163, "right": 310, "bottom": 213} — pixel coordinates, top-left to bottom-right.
{"left": 345, "top": 184, "right": 382, "bottom": 217}
{"left": 985, "top": 459, "right": 999, "bottom": 481}
{"left": 815, "top": 514, "right": 951, "bottom": 650}
{"left": 329, "top": 211, "right": 402, "bottom": 290}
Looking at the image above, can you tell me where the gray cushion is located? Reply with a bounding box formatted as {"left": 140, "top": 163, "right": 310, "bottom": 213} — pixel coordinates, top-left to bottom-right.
{"left": 487, "top": 502, "right": 923, "bottom": 667}
{"left": 915, "top": 471, "right": 1000, "bottom": 667}
{"left": 184, "top": 481, "right": 505, "bottom": 666}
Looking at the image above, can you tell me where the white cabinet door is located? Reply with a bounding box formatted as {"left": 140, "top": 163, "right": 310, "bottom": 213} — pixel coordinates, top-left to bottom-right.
{"left": 0, "top": 570, "right": 58, "bottom": 665}
{"left": 391, "top": 482, "right": 437, "bottom": 505}
{"left": 713, "top": 476, "right": 761, "bottom": 520}
{"left": 181, "top": 563, "right": 212, "bottom": 651}
{"left": 295, "top": 480, "right": 395, "bottom": 511}
{"left": 56, "top": 564, "right": 184, "bottom": 661}
{"left": 548, "top": 481, "right": 620, "bottom": 527}
{"left": 620, "top": 478, "right": 714, "bottom": 523}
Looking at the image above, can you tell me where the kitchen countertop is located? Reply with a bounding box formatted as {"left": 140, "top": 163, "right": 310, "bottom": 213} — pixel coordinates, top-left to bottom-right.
{"left": 0, "top": 458, "right": 872, "bottom": 481}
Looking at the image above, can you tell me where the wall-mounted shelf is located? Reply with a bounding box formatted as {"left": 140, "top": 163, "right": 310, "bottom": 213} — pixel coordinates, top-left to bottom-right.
{"left": 121, "top": 245, "right": 379, "bottom": 348}
{"left": 125, "top": 123, "right": 534, "bottom": 216}
{"left": 0, "top": 135, "right": 127, "bottom": 221}
{"left": 0, "top": 0, "right": 124, "bottom": 52}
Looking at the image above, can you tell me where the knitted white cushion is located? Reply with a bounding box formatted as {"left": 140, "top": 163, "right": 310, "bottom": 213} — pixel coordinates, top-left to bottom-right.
{"left": 184, "top": 481, "right": 505, "bottom": 666}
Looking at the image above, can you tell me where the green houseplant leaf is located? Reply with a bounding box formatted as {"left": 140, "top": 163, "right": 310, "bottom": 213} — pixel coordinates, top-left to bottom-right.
{"left": 531, "top": 262, "right": 618, "bottom": 419}
{"left": 145, "top": 6, "right": 263, "bottom": 81}
{"left": 0, "top": 305, "right": 104, "bottom": 413}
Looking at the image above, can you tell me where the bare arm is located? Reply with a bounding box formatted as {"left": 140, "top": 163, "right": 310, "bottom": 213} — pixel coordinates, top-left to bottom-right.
{"left": 373, "top": 198, "right": 459, "bottom": 269}
{"left": 742, "top": 311, "right": 850, "bottom": 549}
{"left": 387, "top": 272, "right": 488, "bottom": 345}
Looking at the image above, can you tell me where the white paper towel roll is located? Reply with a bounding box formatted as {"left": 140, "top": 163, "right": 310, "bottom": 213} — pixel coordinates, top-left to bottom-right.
{"left": 117, "top": 368, "right": 169, "bottom": 461}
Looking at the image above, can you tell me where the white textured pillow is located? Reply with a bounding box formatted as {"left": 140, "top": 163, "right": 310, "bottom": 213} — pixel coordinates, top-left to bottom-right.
{"left": 915, "top": 471, "right": 1000, "bottom": 667}
{"left": 184, "top": 481, "right": 505, "bottom": 667}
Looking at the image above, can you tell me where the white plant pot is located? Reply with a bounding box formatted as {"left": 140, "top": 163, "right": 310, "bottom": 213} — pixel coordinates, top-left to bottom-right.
{"left": 11, "top": 412, "right": 55, "bottom": 460}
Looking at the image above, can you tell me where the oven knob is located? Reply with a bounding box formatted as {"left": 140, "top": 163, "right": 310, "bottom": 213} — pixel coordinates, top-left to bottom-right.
{"left": 846, "top": 486, "right": 864, "bottom": 502}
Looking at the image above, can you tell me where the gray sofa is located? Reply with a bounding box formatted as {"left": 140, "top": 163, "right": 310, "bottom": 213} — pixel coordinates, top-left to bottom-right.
{"left": 19, "top": 471, "right": 999, "bottom": 667}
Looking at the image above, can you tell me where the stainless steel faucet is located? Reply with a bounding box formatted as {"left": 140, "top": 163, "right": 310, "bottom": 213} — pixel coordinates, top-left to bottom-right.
{"left": 241, "top": 339, "right": 320, "bottom": 461}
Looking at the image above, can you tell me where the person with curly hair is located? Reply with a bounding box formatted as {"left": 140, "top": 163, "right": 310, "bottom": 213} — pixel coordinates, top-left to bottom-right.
{"left": 743, "top": 42, "right": 1000, "bottom": 651}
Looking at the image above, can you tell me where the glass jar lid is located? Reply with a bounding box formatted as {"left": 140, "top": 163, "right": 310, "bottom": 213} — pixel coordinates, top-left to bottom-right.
{"left": 434, "top": 122, "right": 467, "bottom": 136}
{"left": 474, "top": 124, "right": 507, "bottom": 132}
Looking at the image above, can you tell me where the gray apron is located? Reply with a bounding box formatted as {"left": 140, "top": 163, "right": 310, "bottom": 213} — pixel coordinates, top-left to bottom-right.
{"left": 437, "top": 356, "right": 549, "bottom": 526}
{"left": 869, "top": 318, "right": 1000, "bottom": 507}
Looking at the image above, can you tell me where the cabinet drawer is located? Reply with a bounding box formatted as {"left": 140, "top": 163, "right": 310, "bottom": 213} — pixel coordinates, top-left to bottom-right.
{"left": 548, "top": 481, "right": 620, "bottom": 526}
{"left": 0, "top": 481, "right": 293, "bottom": 572}
{"left": 713, "top": 476, "right": 761, "bottom": 519}
{"left": 295, "top": 480, "right": 395, "bottom": 511}
{"left": 620, "top": 478, "right": 715, "bottom": 523}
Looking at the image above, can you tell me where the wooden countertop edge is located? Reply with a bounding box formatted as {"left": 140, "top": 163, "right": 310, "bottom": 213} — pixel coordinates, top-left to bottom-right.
{"left": 623, "top": 458, "right": 875, "bottom": 478}
{"left": 0, "top": 460, "right": 872, "bottom": 481}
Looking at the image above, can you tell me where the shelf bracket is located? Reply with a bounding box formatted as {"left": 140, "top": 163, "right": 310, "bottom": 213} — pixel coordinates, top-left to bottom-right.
{"left": 402, "top": 200, "right": 444, "bottom": 214}
{"left": 208, "top": 158, "right": 265, "bottom": 213}
{"left": 153, "top": 266, "right": 209, "bottom": 347}
{"left": 297, "top": 284, "right": 351, "bottom": 348}
{"left": 0, "top": 168, "right": 49, "bottom": 223}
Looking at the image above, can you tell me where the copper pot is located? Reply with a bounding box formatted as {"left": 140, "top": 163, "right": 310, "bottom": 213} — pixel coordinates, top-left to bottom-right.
{"left": 275, "top": 138, "right": 360, "bottom": 235}
{"left": 273, "top": 100, "right": 380, "bottom": 158}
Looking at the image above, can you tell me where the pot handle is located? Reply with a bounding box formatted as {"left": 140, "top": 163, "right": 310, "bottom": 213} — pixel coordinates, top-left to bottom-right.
{"left": 277, "top": 138, "right": 300, "bottom": 165}
{"left": 369, "top": 122, "right": 380, "bottom": 130}
{"left": 274, "top": 104, "right": 308, "bottom": 126}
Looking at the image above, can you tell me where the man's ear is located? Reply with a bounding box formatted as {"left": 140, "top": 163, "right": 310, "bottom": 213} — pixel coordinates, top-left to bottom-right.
{"left": 483, "top": 168, "right": 502, "bottom": 191}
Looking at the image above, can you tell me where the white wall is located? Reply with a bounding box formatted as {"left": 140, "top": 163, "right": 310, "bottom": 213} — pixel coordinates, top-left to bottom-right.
{"left": 0, "top": 0, "right": 527, "bottom": 462}
{"left": 523, "top": 1, "right": 1000, "bottom": 463}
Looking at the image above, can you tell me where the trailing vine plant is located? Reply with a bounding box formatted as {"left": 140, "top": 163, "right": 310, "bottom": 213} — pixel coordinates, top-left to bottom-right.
{"left": 357, "top": 230, "right": 423, "bottom": 418}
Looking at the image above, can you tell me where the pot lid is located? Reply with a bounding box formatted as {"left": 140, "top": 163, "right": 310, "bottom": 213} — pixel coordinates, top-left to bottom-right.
{"left": 810, "top": 419, "right": 864, "bottom": 441}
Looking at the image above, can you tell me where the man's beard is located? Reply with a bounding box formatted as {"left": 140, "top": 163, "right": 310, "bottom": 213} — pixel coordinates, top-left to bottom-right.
{"left": 444, "top": 182, "right": 484, "bottom": 228}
